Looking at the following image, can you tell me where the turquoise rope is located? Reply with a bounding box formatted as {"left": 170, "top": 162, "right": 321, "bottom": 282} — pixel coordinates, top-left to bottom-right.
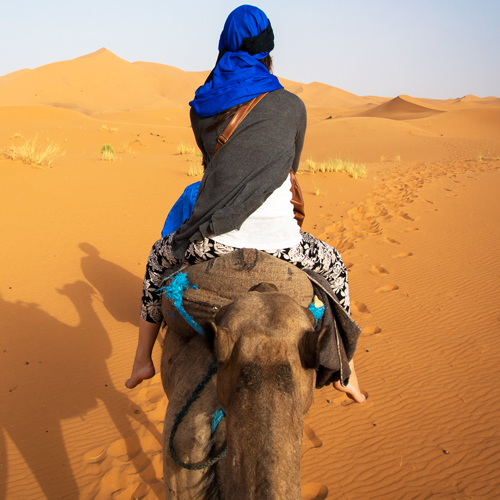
{"left": 158, "top": 272, "right": 204, "bottom": 335}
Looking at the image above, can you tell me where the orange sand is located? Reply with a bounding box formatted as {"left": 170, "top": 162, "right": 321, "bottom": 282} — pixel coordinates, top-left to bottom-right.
{"left": 1, "top": 49, "right": 500, "bottom": 500}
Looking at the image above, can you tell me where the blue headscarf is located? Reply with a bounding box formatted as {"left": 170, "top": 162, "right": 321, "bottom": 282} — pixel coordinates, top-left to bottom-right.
{"left": 190, "top": 5, "right": 283, "bottom": 117}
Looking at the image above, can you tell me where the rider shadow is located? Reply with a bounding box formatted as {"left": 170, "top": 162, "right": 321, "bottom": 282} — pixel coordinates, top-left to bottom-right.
{"left": 79, "top": 242, "right": 142, "bottom": 327}
{"left": 0, "top": 281, "right": 161, "bottom": 500}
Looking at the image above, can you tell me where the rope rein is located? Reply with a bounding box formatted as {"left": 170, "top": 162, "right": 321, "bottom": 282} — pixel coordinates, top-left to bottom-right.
{"left": 169, "top": 360, "right": 228, "bottom": 470}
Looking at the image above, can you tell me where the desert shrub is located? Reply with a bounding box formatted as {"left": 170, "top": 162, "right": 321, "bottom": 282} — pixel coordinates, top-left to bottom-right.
{"left": 100, "top": 144, "right": 114, "bottom": 153}
{"left": 100, "top": 144, "right": 115, "bottom": 161}
{"left": 178, "top": 142, "right": 196, "bottom": 155}
{"left": 119, "top": 142, "right": 133, "bottom": 153}
{"left": 187, "top": 158, "right": 204, "bottom": 177}
{"left": 5, "top": 135, "right": 64, "bottom": 168}
{"left": 306, "top": 157, "right": 366, "bottom": 179}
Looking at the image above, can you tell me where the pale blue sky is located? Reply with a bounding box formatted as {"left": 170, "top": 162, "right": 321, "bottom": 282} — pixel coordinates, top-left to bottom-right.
{"left": 1, "top": 0, "right": 499, "bottom": 99}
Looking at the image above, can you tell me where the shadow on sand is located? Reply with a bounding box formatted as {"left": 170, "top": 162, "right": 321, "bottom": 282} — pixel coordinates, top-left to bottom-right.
{"left": 0, "top": 275, "right": 161, "bottom": 499}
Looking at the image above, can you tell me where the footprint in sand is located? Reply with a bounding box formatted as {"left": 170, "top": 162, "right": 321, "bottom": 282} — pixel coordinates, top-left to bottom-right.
{"left": 301, "top": 423, "right": 323, "bottom": 458}
{"left": 343, "top": 261, "right": 353, "bottom": 269}
{"left": 424, "top": 199, "right": 434, "bottom": 204}
{"left": 363, "top": 326, "right": 381, "bottom": 334}
{"left": 384, "top": 236, "right": 401, "bottom": 244}
{"left": 370, "top": 264, "right": 389, "bottom": 275}
{"left": 392, "top": 252, "right": 413, "bottom": 258}
{"left": 351, "top": 301, "right": 370, "bottom": 314}
{"left": 403, "top": 227, "right": 419, "bottom": 232}
{"left": 397, "top": 212, "right": 414, "bottom": 221}
{"left": 375, "top": 284, "right": 399, "bottom": 293}
{"left": 301, "top": 483, "right": 328, "bottom": 500}
{"left": 426, "top": 208, "right": 438, "bottom": 212}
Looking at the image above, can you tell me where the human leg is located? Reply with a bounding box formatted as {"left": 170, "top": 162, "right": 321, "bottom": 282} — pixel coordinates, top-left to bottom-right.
{"left": 268, "top": 233, "right": 365, "bottom": 402}
{"left": 126, "top": 233, "right": 185, "bottom": 388}
{"left": 126, "top": 236, "right": 232, "bottom": 388}
{"left": 269, "top": 231, "right": 350, "bottom": 314}
{"left": 125, "top": 318, "right": 161, "bottom": 388}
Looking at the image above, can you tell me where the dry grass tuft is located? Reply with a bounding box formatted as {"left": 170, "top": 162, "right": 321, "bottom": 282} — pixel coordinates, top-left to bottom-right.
{"left": 178, "top": 142, "right": 196, "bottom": 155}
{"left": 306, "top": 157, "right": 366, "bottom": 179}
{"left": 5, "top": 135, "right": 64, "bottom": 168}
{"left": 477, "top": 153, "right": 500, "bottom": 161}
{"left": 187, "top": 160, "right": 204, "bottom": 177}
{"left": 119, "top": 142, "right": 134, "bottom": 153}
{"left": 10, "top": 133, "right": 25, "bottom": 140}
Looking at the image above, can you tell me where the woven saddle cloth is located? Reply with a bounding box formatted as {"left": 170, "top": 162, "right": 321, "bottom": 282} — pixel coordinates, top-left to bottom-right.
{"left": 161, "top": 248, "right": 313, "bottom": 328}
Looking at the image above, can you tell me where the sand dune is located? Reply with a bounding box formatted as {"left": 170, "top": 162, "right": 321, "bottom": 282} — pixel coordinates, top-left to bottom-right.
{"left": 0, "top": 68, "right": 31, "bottom": 88}
{"left": 409, "top": 107, "right": 500, "bottom": 140}
{"left": 304, "top": 116, "right": 449, "bottom": 163}
{"left": 282, "top": 79, "right": 373, "bottom": 109}
{"left": 352, "top": 95, "right": 445, "bottom": 120}
{"left": 0, "top": 49, "right": 204, "bottom": 115}
{"left": 1, "top": 49, "right": 500, "bottom": 499}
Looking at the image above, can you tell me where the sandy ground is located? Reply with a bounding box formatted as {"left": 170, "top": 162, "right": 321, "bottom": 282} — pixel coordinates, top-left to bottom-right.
{"left": 1, "top": 49, "right": 500, "bottom": 499}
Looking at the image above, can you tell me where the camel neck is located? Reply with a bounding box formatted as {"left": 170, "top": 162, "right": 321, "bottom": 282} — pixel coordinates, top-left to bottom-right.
{"left": 224, "top": 396, "right": 304, "bottom": 499}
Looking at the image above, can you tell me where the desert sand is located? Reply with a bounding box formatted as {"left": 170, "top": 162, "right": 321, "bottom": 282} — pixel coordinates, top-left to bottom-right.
{"left": 1, "top": 48, "right": 500, "bottom": 500}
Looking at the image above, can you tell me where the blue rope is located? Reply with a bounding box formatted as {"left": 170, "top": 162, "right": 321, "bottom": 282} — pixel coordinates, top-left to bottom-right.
{"left": 169, "top": 360, "right": 227, "bottom": 470}
{"left": 158, "top": 272, "right": 204, "bottom": 335}
{"left": 308, "top": 301, "right": 325, "bottom": 327}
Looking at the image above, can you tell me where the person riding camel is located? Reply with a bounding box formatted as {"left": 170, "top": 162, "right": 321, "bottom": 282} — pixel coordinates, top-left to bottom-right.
{"left": 125, "top": 4, "right": 364, "bottom": 403}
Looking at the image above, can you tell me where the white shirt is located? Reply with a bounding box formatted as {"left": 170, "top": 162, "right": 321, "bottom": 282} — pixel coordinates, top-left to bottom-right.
{"left": 212, "top": 173, "right": 302, "bottom": 250}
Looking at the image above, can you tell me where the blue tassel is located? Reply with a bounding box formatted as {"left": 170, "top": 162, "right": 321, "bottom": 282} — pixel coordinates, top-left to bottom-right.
{"left": 308, "top": 301, "right": 325, "bottom": 328}
{"left": 158, "top": 273, "right": 204, "bottom": 335}
{"left": 212, "top": 407, "right": 226, "bottom": 433}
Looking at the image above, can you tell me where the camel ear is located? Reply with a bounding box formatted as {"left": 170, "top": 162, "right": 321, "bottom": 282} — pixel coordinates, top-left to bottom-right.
{"left": 214, "top": 326, "right": 235, "bottom": 365}
{"left": 299, "top": 327, "right": 328, "bottom": 369}
{"left": 202, "top": 321, "right": 234, "bottom": 364}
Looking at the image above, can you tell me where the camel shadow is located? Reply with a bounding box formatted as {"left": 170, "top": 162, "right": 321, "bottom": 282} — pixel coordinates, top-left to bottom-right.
{"left": 0, "top": 280, "right": 161, "bottom": 499}
{"left": 79, "top": 242, "right": 142, "bottom": 327}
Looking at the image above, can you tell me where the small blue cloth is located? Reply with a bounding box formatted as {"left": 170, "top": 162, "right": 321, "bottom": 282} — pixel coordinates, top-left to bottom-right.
{"left": 161, "top": 182, "right": 200, "bottom": 237}
{"left": 189, "top": 5, "right": 283, "bottom": 117}
{"left": 211, "top": 407, "right": 226, "bottom": 433}
{"left": 308, "top": 301, "right": 325, "bottom": 328}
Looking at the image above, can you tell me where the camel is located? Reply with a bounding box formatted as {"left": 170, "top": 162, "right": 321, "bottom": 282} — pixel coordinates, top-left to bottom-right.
{"left": 160, "top": 250, "right": 334, "bottom": 500}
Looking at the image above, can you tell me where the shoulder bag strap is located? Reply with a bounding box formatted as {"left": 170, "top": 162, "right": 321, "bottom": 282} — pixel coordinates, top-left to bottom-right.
{"left": 212, "top": 92, "right": 268, "bottom": 156}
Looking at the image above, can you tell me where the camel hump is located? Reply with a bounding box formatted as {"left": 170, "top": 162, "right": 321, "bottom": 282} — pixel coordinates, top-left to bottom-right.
{"left": 186, "top": 249, "right": 312, "bottom": 305}
{"left": 161, "top": 249, "right": 313, "bottom": 329}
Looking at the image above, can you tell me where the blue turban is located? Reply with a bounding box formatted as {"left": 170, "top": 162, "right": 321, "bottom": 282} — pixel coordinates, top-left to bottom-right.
{"left": 189, "top": 5, "right": 283, "bottom": 117}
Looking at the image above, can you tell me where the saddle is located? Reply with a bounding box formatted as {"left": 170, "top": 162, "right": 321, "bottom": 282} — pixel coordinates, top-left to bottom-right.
{"left": 161, "top": 248, "right": 361, "bottom": 388}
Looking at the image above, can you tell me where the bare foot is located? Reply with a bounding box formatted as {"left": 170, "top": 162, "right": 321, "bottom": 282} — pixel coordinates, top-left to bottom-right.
{"left": 333, "top": 359, "right": 366, "bottom": 403}
{"left": 334, "top": 380, "right": 367, "bottom": 403}
{"left": 125, "top": 359, "right": 155, "bottom": 389}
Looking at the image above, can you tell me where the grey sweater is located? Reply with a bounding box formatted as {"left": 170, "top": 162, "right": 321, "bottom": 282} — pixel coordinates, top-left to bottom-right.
{"left": 172, "top": 88, "right": 307, "bottom": 259}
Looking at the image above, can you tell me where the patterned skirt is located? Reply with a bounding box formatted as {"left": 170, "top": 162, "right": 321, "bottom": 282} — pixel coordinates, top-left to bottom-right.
{"left": 141, "top": 231, "right": 350, "bottom": 323}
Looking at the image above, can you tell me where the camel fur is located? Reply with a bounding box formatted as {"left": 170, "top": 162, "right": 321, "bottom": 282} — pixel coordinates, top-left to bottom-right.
{"left": 160, "top": 250, "right": 329, "bottom": 500}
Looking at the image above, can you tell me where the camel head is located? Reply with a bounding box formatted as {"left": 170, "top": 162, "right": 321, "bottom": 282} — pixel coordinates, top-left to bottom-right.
{"left": 204, "top": 283, "right": 327, "bottom": 499}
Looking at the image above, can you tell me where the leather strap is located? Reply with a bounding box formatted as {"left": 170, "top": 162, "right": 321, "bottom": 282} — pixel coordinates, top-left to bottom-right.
{"left": 290, "top": 169, "right": 305, "bottom": 227}
{"left": 212, "top": 93, "right": 268, "bottom": 156}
